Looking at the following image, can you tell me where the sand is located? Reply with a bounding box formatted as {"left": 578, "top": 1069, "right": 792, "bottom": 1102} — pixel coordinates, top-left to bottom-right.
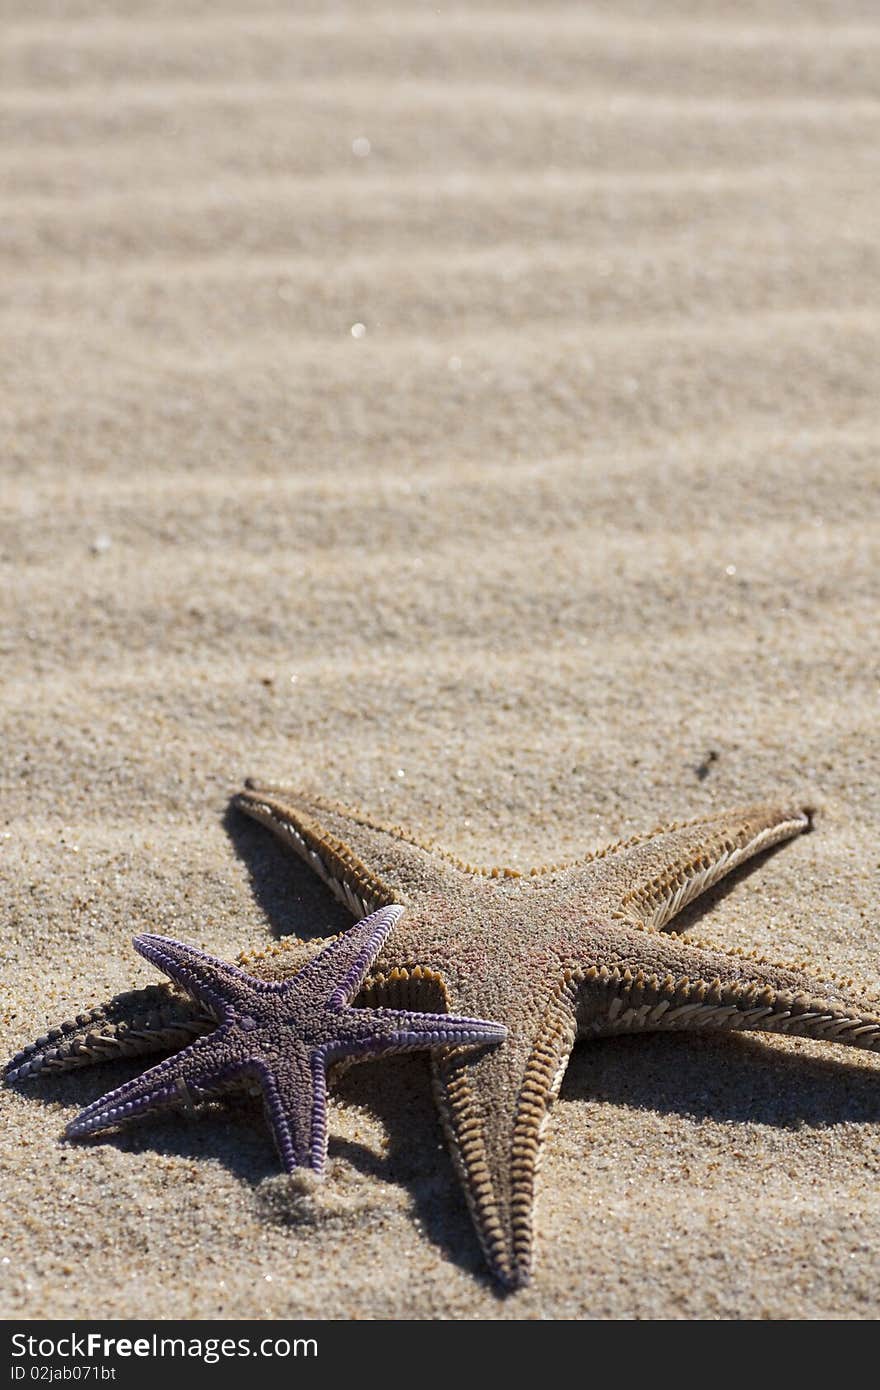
{"left": 2, "top": 1, "right": 879, "bottom": 1321}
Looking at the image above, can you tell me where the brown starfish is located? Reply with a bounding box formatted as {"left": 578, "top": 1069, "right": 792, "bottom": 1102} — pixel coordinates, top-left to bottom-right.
{"left": 7, "top": 782, "right": 880, "bottom": 1289}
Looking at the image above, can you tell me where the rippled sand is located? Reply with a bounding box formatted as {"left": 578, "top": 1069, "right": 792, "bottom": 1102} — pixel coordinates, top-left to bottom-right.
{"left": 2, "top": 1, "right": 879, "bottom": 1319}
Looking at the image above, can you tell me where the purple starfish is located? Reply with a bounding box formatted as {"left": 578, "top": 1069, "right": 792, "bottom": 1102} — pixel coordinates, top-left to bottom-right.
{"left": 65, "top": 905, "right": 506, "bottom": 1173}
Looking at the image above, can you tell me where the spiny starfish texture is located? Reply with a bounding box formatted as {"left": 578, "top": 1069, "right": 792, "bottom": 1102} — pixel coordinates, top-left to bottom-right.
{"left": 7, "top": 782, "right": 880, "bottom": 1289}
{"left": 53, "top": 907, "right": 506, "bottom": 1173}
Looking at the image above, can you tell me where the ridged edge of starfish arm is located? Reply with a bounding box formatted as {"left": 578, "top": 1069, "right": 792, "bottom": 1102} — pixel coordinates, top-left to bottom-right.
{"left": 308, "top": 1051, "right": 329, "bottom": 1173}
{"left": 233, "top": 781, "right": 398, "bottom": 920}
{"left": 234, "top": 779, "right": 520, "bottom": 901}
{"left": 574, "top": 932, "right": 880, "bottom": 1054}
{"left": 133, "top": 933, "right": 265, "bottom": 1017}
{"left": 587, "top": 800, "right": 811, "bottom": 931}
{"left": 252, "top": 1052, "right": 329, "bottom": 1174}
{"left": 330, "top": 1009, "right": 508, "bottom": 1059}
{"left": 299, "top": 904, "right": 406, "bottom": 1009}
{"left": 431, "top": 989, "right": 579, "bottom": 1291}
{"left": 64, "top": 1028, "right": 240, "bottom": 1139}
{"left": 3, "top": 984, "right": 213, "bottom": 1083}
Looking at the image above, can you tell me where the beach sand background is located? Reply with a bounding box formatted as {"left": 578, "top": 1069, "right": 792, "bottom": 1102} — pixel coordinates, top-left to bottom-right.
{"left": 2, "top": 1, "right": 880, "bottom": 1320}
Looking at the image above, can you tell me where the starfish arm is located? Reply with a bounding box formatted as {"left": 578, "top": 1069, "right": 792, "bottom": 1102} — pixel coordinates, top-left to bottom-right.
{"left": 293, "top": 904, "right": 406, "bottom": 1008}
{"left": 574, "top": 924, "right": 880, "bottom": 1052}
{"left": 251, "top": 1046, "right": 329, "bottom": 1173}
{"left": 563, "top": 800, "right": 810, "bottom": 930}
{"left": 64, "top": 1025, "right": 247, "bottom": 1139}
{"left": 3, "top": 983, "right": 213, "bottom": 1083}
{"left": 429, "top": 983, "right": 579, "bottom": 1290}
{"left": 331, "top": 1005, "right": 507, "bottom": 1058}
{"left": 133, "top": 933, "right": 272, "bottom": 1018}
{"left": 234, "top": 779, "right": 477, "bottom": 912}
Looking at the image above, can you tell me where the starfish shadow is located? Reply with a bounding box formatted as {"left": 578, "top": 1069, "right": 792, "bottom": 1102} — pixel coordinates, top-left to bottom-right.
{"left": 253, "top": 1053, "right": 493, "bottom": 1284}
{"left": 666, "top": 829, "right": 812, "bottom": 937}
{"left": 254, "top": 1029, "right": 880, "bottom": 1288}
{"left": 14, "top": 1065, "right": 491, "bottom": 1290}
{"left": 223, "top": 802, "right": 352, "bottom": 942}
{"left": 12, "top": 1060, "right": 420, "bottom": 1195}
{"left": 18, "top": 1051, "right": 491, "bottom": 1281}
{"left": 8, "top": 1063, "right": 280, "bottom": 1182}
{"left": 562, "top": 1030, "right": 880, "bottom": 1128}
